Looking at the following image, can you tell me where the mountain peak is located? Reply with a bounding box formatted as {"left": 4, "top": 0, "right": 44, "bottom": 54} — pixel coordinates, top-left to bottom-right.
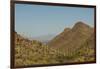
{"left": 63, "top": 28, "right": 70, "bottom": 32}
{"left": 72, "top": 21, "right": 91, "bottom": 31}
{"left": 75, "top": 21, "right": 85, "bottom": 25}
{"left": 74, "top": 21, "right": 88, "bottom": 27}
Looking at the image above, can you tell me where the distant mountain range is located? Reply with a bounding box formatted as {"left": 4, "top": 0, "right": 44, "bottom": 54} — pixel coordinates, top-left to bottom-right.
{"left": 14, "top": 21, "right": 95, "bottom": 67}
{"left": 30, "top": 34, "right": 56, "bottom": 44}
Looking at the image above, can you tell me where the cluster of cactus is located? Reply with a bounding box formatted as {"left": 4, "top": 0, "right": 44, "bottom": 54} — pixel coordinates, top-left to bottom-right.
{"left": 15, "top": 32, "right": 95, "bottom": 67}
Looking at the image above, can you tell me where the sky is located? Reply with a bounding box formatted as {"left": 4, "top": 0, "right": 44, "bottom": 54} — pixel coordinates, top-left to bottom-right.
{"left": 15, "top": 4, "right": 94, "bottom": 38}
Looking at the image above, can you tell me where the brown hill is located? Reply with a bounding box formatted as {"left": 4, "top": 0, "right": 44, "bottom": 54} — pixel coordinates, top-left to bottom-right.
{"left": 48, "top": 21, "right": 94, "bottom": 55}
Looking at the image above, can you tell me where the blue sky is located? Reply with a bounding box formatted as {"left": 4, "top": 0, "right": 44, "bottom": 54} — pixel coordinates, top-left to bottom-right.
{"left": 15, "top": 4, "right": 94, "bottom": 38}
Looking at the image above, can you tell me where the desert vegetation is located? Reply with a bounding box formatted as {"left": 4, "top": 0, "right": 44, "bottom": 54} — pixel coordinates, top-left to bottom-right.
{"left": 15, "top": 22, "right": 95, "bottom": 67}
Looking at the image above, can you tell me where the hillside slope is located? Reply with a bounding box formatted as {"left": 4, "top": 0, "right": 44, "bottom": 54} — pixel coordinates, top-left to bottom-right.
{"left": 68, "top": 33, "right": 95, "bottom": 62}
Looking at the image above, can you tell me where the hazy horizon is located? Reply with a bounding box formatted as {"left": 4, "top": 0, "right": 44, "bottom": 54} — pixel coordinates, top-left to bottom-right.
{"left": 15, "top": 4, "right": 94, "bottom": 38}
